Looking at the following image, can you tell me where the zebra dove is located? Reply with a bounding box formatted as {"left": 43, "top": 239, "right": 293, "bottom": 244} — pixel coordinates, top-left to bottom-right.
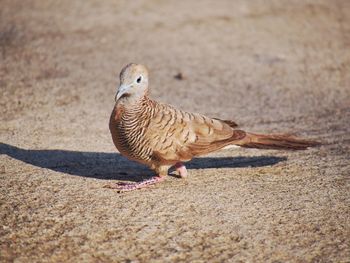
{"left": 108, "top": 63, "right": 319, "bottom": 192}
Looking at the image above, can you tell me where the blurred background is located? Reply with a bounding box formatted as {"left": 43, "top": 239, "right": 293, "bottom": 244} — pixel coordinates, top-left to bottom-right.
{"left": 1, "top": 0, "right": 349, "bottom": 262}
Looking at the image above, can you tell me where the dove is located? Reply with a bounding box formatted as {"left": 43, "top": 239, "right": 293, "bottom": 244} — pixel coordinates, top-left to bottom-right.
{"left": 107, "top": 63, "right": 320, "bottom": 192}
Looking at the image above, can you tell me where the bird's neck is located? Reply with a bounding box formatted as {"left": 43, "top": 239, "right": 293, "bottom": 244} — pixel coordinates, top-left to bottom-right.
{"left": 114, "top": 95, "right": 154, "bottom": 120}
{"left": 117, "top": 89, "right": 150, "bottom": 107}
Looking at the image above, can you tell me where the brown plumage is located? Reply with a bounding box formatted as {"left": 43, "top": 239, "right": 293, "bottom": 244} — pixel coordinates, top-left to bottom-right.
{"left": 107, "top": 63, "right": 320, "bottom": 192}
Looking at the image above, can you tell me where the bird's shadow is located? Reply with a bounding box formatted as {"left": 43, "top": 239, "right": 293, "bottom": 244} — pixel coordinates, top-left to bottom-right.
{"left": 0, "top": 142, "right": 287, "bottom": 182}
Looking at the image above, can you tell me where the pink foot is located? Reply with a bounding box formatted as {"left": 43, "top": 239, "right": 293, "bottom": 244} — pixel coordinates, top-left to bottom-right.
{"left": 175, "top": 162, "right": 188, "bottom": 178}
{"left": 104, "top": 176, "right": 165, "bottom": 192}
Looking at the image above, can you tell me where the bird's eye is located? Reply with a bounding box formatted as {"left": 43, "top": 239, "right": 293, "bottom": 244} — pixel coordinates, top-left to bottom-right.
{"left": 136, "top": 76, "right": 142, "bottom": 83}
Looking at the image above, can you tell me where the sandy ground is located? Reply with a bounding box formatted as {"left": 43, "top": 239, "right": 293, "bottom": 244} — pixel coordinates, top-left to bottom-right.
{"left": 1, "top": 0, "right": 349, "bottom": 262}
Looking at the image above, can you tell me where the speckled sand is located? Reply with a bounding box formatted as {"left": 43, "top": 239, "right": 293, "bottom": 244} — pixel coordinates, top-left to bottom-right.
{"left": 1, "top": 1, "right": 349, "bottom": 262}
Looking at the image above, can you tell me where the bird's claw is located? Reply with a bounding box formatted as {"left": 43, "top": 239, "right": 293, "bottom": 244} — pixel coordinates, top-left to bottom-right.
{"left": 104, "top": 176, "right": 165, "bottom": 192}
{"left": 175, "top": 162, "right": 188, "bottom": 178}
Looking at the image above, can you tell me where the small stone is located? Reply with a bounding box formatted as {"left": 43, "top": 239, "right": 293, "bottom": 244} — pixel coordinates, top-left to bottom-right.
{"left": 174, "top": 72, "right": 185, "bottom": 80}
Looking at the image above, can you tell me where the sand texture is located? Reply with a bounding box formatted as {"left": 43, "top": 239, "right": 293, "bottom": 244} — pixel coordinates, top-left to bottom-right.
{"left": 1, "top": 0, "right": 349, "bottom": 262}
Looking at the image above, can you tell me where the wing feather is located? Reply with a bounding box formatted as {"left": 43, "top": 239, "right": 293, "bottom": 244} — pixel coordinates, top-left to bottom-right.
{"left": 146, "top": 103, "right": 242, "bottom": 163}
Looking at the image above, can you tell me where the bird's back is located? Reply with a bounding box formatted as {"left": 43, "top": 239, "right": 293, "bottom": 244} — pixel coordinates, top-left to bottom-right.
{"left": 145, "top": 101, "right": 244, "bottom": 164}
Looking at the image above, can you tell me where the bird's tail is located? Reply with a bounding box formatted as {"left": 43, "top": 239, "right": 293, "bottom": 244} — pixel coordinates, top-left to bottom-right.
{"left": 234, "top": 132, "right": 320, "bottom": 150}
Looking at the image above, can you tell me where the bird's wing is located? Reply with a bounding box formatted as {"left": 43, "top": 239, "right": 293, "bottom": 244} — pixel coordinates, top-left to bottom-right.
{"left": 146, "top": 103, "right": 245, "bottom": 163}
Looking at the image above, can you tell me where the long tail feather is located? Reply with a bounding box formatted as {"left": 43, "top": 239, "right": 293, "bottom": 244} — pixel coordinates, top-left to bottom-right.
{"left": 235, "top": 133, "right": 321, "bottom": 150}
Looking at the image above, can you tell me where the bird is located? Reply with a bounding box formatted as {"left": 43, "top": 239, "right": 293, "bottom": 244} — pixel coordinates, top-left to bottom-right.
{"left": 107, "top": 63, "right": 320, "bottom": 192}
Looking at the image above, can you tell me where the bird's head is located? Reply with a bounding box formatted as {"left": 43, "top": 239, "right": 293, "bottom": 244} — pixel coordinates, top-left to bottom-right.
{"left": 115, "top": 63, "right": 149, "bottom": 104}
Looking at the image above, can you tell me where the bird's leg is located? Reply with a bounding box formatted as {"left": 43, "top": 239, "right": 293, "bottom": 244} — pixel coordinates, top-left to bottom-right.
{"left": 175, "top": 162, "right": 188, "bottom": 178}
{"left": 105, "top": 165, "right": 170, "bottom": 192}
{"left": 104, "top": 176, "right": 165, "bottom": 192}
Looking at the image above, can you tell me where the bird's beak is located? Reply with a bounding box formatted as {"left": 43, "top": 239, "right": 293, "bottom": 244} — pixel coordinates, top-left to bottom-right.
{"left": 115, "top": 84, "right": 130, "bottom": 101}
